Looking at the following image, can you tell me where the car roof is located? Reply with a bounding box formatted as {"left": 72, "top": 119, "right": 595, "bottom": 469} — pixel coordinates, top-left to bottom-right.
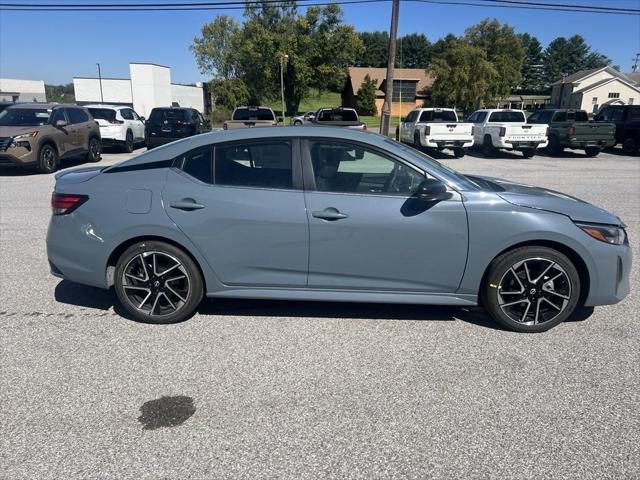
{"left": 110, "top": 127, "right": 395, "bottom": 169}
{"left": 150, "top": 107, "right": 191, "bottom": 111}
{"left": 84, "top": 104, "right": 127, "bottom": 110}
{"left": 6, "top": 102, "right": 60, "bottom": 110}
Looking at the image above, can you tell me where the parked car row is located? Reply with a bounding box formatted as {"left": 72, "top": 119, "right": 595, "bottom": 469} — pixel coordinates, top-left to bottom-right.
{"left": 397, "top": 106, "right": 638, "bottom": 158}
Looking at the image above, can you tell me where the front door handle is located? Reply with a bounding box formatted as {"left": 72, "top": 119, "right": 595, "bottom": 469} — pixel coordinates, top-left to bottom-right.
{"left": 312, "top": 207, "right": 349, "bottom": 221}
{"left": 170, "top": 199, "right": 205, "bottom": 211}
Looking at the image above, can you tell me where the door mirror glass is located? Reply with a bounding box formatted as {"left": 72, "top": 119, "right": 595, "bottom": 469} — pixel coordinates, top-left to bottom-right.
{"left": 415, "top": 178, "right": 450, "bottom": 202}
{"left": 55, "top": 119, "right": 68, "bottom": 128}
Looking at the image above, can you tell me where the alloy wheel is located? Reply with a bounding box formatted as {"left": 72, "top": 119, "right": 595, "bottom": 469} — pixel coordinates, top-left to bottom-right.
{"left": 121, "top": 251, "right": 190, "bottom": 317}
{"left": 497, "top": 257, "right": 571, "bottom": 326}
{"left": 42, "top": 147, "right": 55, "bottom": 170}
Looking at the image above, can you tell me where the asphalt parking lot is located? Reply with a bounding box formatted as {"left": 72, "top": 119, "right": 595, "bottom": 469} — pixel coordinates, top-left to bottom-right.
{"left": 1, "top": 145, "right": 639, "bottom": 479}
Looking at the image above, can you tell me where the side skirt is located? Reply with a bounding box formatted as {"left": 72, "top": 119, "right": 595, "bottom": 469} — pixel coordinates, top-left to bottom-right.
{"left": 207, "top": 288, "right": 478, "bottom": 306}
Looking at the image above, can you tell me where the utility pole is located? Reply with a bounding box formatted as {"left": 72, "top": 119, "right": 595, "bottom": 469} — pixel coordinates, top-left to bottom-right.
{"left": 96, "top": 63, "right": 104, "bottom": 103}
{"left": 379, "top": 0, "right": 399, "bottom": 136}
{"left": 632, "top": 53, "right": 640, "bottom": 73}
{"left": 280, "top": 54, "right": 288, "bottom": 125}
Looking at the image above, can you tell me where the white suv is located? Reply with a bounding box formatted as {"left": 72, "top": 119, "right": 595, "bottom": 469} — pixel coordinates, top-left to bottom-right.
{"left": 86, "top": 105, "right": 145, "bottom": 153}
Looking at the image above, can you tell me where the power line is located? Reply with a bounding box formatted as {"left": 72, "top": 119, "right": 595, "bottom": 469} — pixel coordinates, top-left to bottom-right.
{"left": 0, "top": 0, "right": 637, "bottom": 14}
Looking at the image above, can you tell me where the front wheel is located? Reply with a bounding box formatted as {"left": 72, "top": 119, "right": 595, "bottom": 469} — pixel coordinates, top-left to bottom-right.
{"left": 584, "top": 147, "right": 600, "bottom": 157}
{"left": 86, "top": 137, "right": 101, "bottom": 162}
{"left": 38, "top": 144, "right": 58, "bottom": 173}
{"left": 453, "top": 147, "right": 466, "bottom": 158}
{"left": 123, "top": 130, "right": 134, "bottom": 153}
{"left": 482, "top": 246, "right": 581, "bottom": 332}
{"left": 622, "top": 137, "right": 639, "bottom": 155}
{"left": 114, "top": 241, "right": 204, "bottom": 324}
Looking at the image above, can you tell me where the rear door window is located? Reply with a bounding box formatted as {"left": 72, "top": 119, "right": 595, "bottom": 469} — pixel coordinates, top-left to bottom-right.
{"left": 178, "top": 146, "right": 212, "bottom": 184}
{"left": 214, "top": 141, "right": 292, "bottom": 189}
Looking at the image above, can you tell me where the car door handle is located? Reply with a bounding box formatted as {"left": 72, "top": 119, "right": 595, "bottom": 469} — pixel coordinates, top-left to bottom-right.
{"left": 312, "top": 208, "right": 349, "bottom": 221}
{"left": 170, "top": 199, "right": 205, "bottom": 211}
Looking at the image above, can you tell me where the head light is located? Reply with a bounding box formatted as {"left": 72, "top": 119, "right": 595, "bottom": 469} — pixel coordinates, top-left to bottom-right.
{"left": 12, "top": 131, "right": 38, "bottom": 142}
{"left": 576, "top": 222, "right": 627, "bottom": 245}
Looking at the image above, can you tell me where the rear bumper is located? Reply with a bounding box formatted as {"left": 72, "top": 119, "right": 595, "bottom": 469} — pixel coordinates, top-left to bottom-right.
{"left": 424, "top": 138, "right": 474, "bottom": 149}
{"left": 565, "top": 138, "right": 616, "bottom": 149}
{"left": 496, "top": 138, "right": 548, "bottom": 150}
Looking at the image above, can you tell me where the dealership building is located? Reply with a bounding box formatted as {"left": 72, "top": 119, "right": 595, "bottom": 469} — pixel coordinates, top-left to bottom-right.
{"left": 73, "top": 62, "right": 209, "bottom": 117}
{"left": 0, "top": 78, "right": 46, "bottom": 103}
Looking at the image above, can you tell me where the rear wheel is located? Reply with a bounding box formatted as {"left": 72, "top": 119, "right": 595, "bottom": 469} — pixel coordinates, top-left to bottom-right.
{"left": 482, "top": 246, "right": 581, "bottom": 333}
{"left": 453, "top": 147, "right": 466, "bottom": 158}
{"left": 547, "top": 136, "right": 563, "bottom": 156}
{"left": 395, "top": 127, "right": 400, "bottom": 141}
{"left": 482, "top": 136, "right": 495, "bottom": 157}
{"left": 294, "top": 120, "right": 303, "bottom": 126}
{"left": 584, "top": 147, "right": 600, "bottom": 157}
{"left": 123, "top": 130, "right": 134, "bottom": 153}
{"left": 413, "top": 132, "right": 421, "bottom": 151}
{"left": 86, "top": 137, "right": 101, "bottom": 162}
{"left": 114, "top": 241, "right": 204, "bottom": 324}
{"left": 37, "top": 143, "right": 58, "bottom": 173}
{"left": 622, "top": 137, "right": 639, "bottom": 155}
{"left": 521, "top": 149, "right": 535, "bottom": 158}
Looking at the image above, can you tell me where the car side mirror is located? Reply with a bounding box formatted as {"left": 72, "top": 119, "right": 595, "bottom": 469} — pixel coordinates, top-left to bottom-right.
{"left": 415, "top": 178, "right": 450, "bottom": 202}
{"left": 277, "top": 117, "right": 284, "bottom": 124}
{"left": 139, "top": 116, "right": 145, "bottom": 122}
{"left": 400, "top": 116, "right": 406, "bottom": 122}
{"left": 55, "top": 119, "right": 68, "bottom": 128}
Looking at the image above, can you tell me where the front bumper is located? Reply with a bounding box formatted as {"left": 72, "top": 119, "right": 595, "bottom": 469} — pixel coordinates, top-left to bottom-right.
{"left": 0, "top": 143, "right": 37, "bottom": 167}
{"left": 584, "top": 240, "right": 632, "bottom": 306}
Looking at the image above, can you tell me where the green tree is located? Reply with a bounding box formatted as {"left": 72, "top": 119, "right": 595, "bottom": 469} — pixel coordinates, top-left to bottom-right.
{"left": 355, "top": 31, "right": 388, "bottom": 67}
{"left": 209, "top": 78, "right": 250, "bottom": 111}
{"left": 427, "top": 39, "right": 497, "bottom": 111}
{"left": 464, "top": 19, "right": 524, "bottom": 100}
{"left": 430, "top": 33, "right": 457, "bottom": 59}
{"left": 190, "top": 15, "right": 240, "bottom": 80}
{"left": 355, "top": 74, "right": 377, "bottom": 116}
{"left": 517, "top": 33, "right": 545, "bottom": 93}
{"left": 45, "top": 84, "right": 75, "bottom": 103}
{"left": 192, "top": 2, "right": 363, "bottom": 114}
{"left": 543, "top": 35, "right": 611, "bottom": 86}
{"left": 398, "top": 33, "right": 431, "bottom": 68}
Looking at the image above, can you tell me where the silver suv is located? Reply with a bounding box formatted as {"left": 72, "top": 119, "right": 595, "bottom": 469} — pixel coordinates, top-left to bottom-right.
{"left": 0, "top": 103, "right": 101, "bottom": 173}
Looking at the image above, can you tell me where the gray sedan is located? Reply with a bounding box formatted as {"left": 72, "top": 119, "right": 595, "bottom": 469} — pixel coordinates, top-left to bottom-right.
{"left": 46, "top": 127, "right": 631, "bottom": 332}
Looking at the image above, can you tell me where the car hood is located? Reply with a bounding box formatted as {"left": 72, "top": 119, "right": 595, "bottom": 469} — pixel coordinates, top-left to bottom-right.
{"left": 0, "top": 126, "right": 43, "bottom": 137}
{"left": 468, "top": 175, "right": 622, "bottom": 225}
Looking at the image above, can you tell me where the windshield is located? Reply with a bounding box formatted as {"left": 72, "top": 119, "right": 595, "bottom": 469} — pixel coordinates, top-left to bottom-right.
{"left": 384, "top": 138, "right": 479, "bottom": 191}
{"left": 419, "top": 110, "right": 457, "bottom": 122}
{"left": 0, "top": 108, "right": 51, "bottom": 126}
{"left": 88, "top": 108, "right": 116, "bottom": 122}
{"left": 233, "top": 108, "right": 275, "bottom": 121}
{"left": 488, "top": 111, "right": 526, "bottom": 123}
{"left": 317, "top": 109, "right": 358, "bottom": 122}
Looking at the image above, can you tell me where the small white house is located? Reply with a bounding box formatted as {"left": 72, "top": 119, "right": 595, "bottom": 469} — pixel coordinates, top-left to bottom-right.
{"left": 550, "top": 67, "right": 640, "bottom": 113}
{"left": 73, "top": 63, "right": 206, "bottom": 117}
{"left": 0, "top": 78, "right": 46, "bottom": 103}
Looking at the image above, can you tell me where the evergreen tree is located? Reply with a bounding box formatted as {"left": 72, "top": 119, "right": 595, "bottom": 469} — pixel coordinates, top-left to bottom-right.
{"left": 356, "top": 74, "right": 378, "bottom": 116}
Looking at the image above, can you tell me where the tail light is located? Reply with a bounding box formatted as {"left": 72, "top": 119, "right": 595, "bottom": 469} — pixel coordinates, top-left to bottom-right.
{"left": 471, "top": 126, "right": 475, "bottom": 135}
{"left": 567, "top": 126, "right": 575, "bottom": 136}
{"left": 424, "top": 125, "right": 431, "bottom": 136}
{"left": 499, "top": 127, "right": 506, "bottom": 137}
{"left": 51, "top": 193, "right": 88, "bottom": 215}
{"left": 223, "top": 123, "right": 228, "bottom": 130}
{"left": 546, "top": 126, "right": 549, "bottom": 137}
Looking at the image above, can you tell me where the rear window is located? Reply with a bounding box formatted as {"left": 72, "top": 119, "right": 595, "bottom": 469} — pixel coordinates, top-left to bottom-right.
{"left": 232, "top": 108, "right": 275, "bottom": 121}
{"left": 149, "top": 108, "right": 188, "bottom": 125}
{"left": 419, "top": 110, "right": 457, "bottom": 122}
{"left": 317, "top": 109, "right": 358, "bottom": 122}
{"left": 488, "top": 111, "right": 526, "bottom": 123}
{"left": 553, "top": 111, "right": 589, "bottom": 122}
{"left": 87, "top": 108, "right": 116, "bottom": 122}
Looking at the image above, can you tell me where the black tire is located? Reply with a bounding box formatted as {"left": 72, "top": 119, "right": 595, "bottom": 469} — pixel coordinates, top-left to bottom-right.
{"left": 37, "top": 143, "right": 59, "bottom": 173}
{"left": 482, "top": 246, "right": 581, "bottom": 333}
{"left": 547, "top": 136, "right": 563, "bottom": 156}
{"left": 86, "top": 137, "right": 101, "bottom": 162}
{"left": 521, "top": 149, "right": 535, "bottom": 158}
{"left": 395, "top": 127, "right": 399, "bottom": 141}
{"left": 145, "top": 143, "right": 154, "bottom": 150}
{"left": 294, "top": 120, "right": 302, "bottom": 126}
{"left": 584, "top": 147, "right": 600, "bottom": 157}
{"left": 482, "top": 136, "right": 495, "bottom": 157}
{"left": 114, "top": 240, "right": 204, "bottom": 324}
{"left": 413, "top": 132, "right": 421, "bottom": 151}
{"left": 123, "top": 130, "right": 134, "bottom": 153}
{"left": 453, "top": 147, "right": 466, "bottom": 158}
{"left": 622, "top": 137, "right": 639, "bottom": 155}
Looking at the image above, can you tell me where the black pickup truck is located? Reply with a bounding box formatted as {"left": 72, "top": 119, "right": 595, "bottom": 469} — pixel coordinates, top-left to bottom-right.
{"left": 594, "top": 105, "right": 640, "bottom": 155}
{"left": 528, "top": 109, "right": 615, "bottom": 157}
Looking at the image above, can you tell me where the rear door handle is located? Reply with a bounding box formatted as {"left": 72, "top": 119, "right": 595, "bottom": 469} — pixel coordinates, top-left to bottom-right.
{"left": 312, "top": 208, "right": 349, "bottom": 221}
{"left": 170, "top": 199, "right": 205, "bottom": 211}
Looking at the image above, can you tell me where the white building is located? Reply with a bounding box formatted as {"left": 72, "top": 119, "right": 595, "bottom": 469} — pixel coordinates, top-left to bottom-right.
{"left": 550, "top": 67, "right": 640, "bottom": 113}
{"left": 73, "top": 63, "right": 207, "bottom": 117}
{"left": 0, "top": 78, "right": 47, "bottom": 103}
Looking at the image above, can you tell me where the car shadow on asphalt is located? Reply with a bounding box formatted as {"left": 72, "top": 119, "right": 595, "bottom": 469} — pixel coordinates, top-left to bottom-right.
{"left": 54, "top": 279, "right": 594, "bottom": 329}
{"left": 0, "top": 156, "right": 93, "bottom": 176}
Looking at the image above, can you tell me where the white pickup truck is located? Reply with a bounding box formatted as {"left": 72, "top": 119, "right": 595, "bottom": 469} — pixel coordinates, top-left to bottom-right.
{"left": 396, "top": 108, "right": 474, "bottom": 158}
{"left": 468, "top": 109, "right": 548, "bottom": 158}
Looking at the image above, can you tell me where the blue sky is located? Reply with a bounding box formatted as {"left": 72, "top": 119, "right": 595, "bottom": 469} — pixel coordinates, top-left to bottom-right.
{"left": 0, "top": 0, "right": 638, "bottom": 85}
